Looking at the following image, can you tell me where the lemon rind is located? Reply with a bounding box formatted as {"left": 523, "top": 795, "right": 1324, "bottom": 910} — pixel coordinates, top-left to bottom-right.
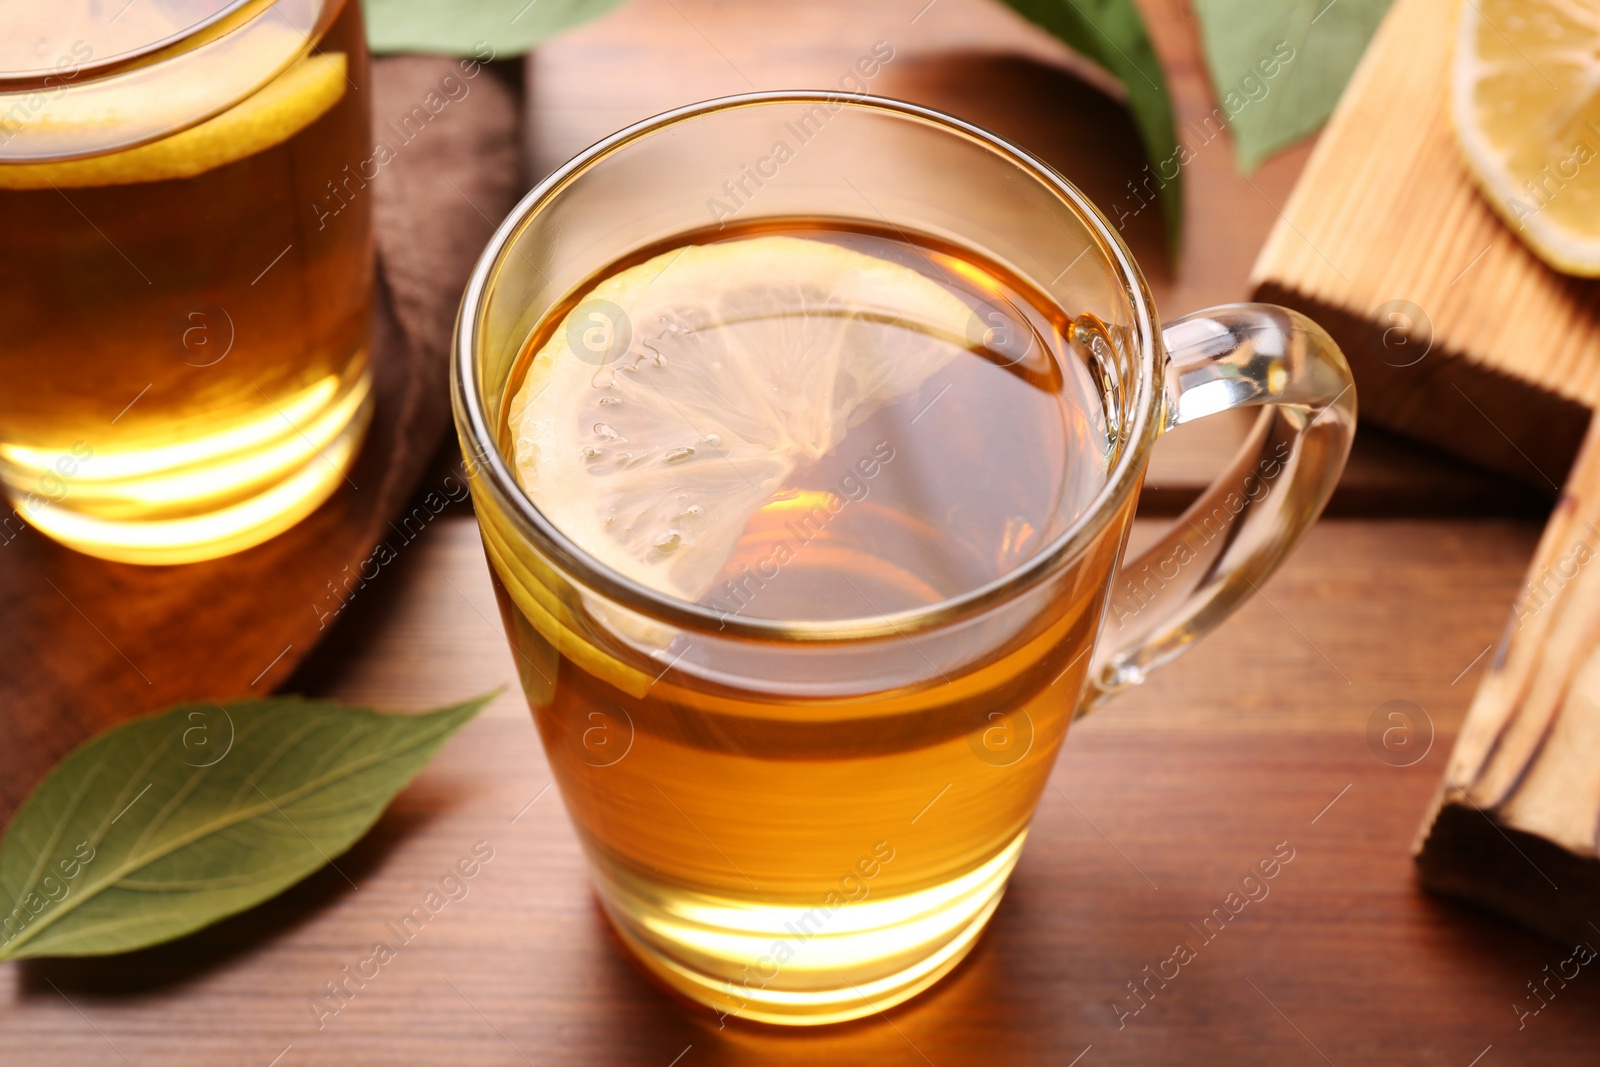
{"left": 0, "top": 52, "right": 348, "bottom": 191}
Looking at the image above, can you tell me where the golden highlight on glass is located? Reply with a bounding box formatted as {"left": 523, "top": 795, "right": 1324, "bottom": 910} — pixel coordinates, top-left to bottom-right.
{"left": 453, "top": 94, "right": 1356, "bottom": 1025}
{"left": 0, "top": 0, "right": 373, "bottom": 564}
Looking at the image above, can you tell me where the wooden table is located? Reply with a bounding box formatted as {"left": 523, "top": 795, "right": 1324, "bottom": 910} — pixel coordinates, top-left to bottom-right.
{"left": 3, "top": 0, "right": 1590, "bottom": 1063}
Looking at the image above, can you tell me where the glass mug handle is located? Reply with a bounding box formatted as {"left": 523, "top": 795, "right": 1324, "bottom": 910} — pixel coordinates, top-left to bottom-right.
{"left": 1081, "top": 303, "right": 1357, "bottom": 711}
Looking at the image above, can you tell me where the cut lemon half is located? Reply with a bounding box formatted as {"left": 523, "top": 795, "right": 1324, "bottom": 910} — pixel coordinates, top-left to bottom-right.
{"left": 1453, "top": 0, "right": 1600, "bottom": 274}
{"left": 0, "top": 51, "right": 347, "bottom": 190}
{"left": 507, "top": 235, "right": 977, "bottom": 605}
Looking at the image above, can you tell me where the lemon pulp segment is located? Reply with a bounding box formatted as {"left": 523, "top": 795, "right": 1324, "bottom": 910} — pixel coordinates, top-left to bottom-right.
{"left": 1453, "top": 0, "right": 1600, "bottom": 274}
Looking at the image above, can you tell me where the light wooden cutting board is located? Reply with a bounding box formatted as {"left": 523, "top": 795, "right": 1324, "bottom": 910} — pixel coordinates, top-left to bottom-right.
{"left": 1251, "top": 0, "right": 1600, "bottom": 493}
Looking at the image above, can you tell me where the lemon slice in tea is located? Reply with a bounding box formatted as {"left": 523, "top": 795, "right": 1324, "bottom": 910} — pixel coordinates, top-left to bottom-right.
{"left": 0, "top": 51, "right": 347, "bottom": 190}
{"left": 506, "top": 235, "right": 978, "bottom": 605}
{"left": 1452, "top": 0, "right": 1600, "bottom": 275}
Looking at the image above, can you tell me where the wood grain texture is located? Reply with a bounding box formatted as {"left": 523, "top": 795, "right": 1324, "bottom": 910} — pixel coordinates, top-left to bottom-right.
{"left": 9, "top": 516, "right": 1600, "bottom": 1065}
{"left": 1250, "top": 0, "right": 1600, "bottom": 488}
{"left": 0, "top": 57, "right": 524, "bottom": 823}
{"left": 1417, "top": 417, "right": 1600, "bottom": 946}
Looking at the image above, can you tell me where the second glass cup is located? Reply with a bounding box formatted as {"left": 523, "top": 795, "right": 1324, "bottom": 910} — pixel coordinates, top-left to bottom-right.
{"left": 0, "top": 0, "right": 374, "bottom": 564}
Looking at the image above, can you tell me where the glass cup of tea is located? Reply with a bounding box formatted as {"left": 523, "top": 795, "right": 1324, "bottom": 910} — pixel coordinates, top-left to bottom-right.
{"left": 0, "top": 0, "right": 374, "bottom": 565}
{"left": 452, "top": 93, "right": 1355, "bottom": 1026}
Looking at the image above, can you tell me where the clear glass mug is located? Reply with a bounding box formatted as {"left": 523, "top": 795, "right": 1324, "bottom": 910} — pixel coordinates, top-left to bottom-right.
{"left": 0, "top": 0, "right": 373, "bottom": 565}
{"left": 452, "top": 93, "right": 1355, "bottom": 1026}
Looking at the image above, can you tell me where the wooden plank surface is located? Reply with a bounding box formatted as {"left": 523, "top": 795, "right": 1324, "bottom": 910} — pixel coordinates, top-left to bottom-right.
{"left": 9, "top": 515, "right": 1598, "bottom": 1065}
{"left": 1, "top": 1, "right": 1583, "bottom": 1063}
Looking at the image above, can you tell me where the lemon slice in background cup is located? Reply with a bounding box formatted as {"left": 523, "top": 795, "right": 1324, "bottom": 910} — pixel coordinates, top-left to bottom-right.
{"left": 0, "top": 51, "right": 347, "bottom": 189}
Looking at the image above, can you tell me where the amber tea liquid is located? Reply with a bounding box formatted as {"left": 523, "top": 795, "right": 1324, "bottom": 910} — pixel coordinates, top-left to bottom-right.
{"left": 488, "top": 221, "right": 1130, "bottom": 1024}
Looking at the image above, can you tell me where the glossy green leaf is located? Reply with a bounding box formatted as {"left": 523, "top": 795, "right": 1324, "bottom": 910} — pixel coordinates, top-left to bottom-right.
{"left": 0, "top": 694, "right": 491, "bottom": 960}
{"left": 998, "top": 0, "right": 1182, "bottom": 248}
{"left": 1192, "top": 0, "right": 1392, "bottom": 170}
{"left": 360, "top": 0, "right": 629, "bottom": 56}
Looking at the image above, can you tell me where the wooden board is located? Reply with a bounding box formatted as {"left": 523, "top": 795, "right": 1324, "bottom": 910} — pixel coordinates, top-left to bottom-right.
{"left": 1250, "top": 0, "right": 1600, "bottom": 489}
{"left": 10, "top": 515, "right": 1600, "bottom": 1065}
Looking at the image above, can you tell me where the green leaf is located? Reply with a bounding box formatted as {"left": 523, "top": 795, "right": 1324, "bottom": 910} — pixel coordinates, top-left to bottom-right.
{"left": 997, "top": 0, "right": 1182, "bottom": 249}
{"left": 0, "top": 694, "right": 492, "bottom": 960}
{"left": 361, "top": 0, "right": 629, "bottom": 56}
{"left": 1192, "top": 0, "right": 1392, "bottom": 170}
